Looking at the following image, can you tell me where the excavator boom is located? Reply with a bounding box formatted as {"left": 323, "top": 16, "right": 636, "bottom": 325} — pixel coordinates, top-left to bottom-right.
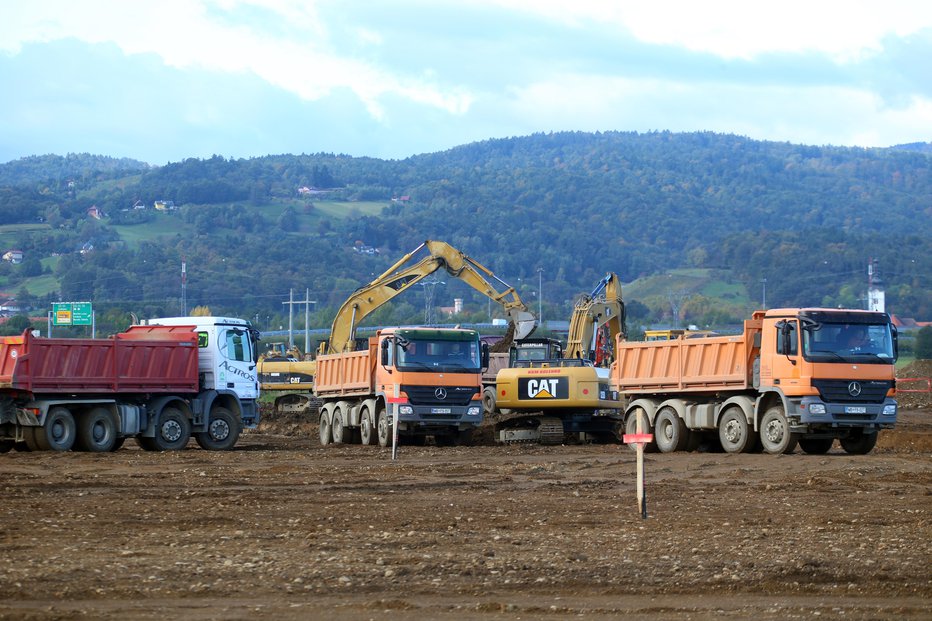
{"left": 564, "top": 272, "right": 626, "bottom": 361}
{"left": 324, "top": 240, "right": 537, "bottom": 354}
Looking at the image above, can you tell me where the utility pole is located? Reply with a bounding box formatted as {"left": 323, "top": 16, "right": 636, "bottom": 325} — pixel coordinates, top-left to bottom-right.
{"left": 537, "top": 266, "right": 543, "bottom": 325}
{"left": 282, "top": 288, "right": 317, "bottom": 352}
{"left": 181, "top": 257, "right": 187, "bottom": 315}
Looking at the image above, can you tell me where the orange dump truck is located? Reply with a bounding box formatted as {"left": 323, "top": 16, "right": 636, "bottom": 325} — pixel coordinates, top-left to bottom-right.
{"left": 612, "top": 308, "right": 898, "bottom": 455}
{"left": 314, "top": 327, "right": 489, "bottom": 447}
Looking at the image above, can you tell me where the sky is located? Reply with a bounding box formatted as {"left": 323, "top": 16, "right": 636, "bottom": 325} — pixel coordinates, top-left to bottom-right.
{"left": 1, "top": 0, "right": 931, "bottom": 165}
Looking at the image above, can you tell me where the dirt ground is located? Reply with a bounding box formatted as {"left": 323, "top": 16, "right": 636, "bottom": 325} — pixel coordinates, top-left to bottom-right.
{"left": 1, "top": 404, "right": 930, "bottom": 620}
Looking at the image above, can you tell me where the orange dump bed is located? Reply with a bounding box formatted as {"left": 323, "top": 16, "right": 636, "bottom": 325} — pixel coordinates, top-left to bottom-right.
{"left": 314, "top": 338, "right": 378, "bottom": 398}
{"left": 613, "top": 331, "right": 755, "bottom": 395}
{"left": 0, "top": 327, "right": 199, "bottom": 395}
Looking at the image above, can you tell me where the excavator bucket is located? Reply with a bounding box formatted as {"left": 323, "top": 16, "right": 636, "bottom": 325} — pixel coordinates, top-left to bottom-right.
{"left": 510, "top": 310, "right": 538, "bottom": 340}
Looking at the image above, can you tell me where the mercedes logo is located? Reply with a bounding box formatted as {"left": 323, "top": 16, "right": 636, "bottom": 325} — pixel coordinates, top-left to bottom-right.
{"left": 434, "top": 387, "right": 448, "bottom": 400}
{"left": 848, "top": 381, "right": 862, "bottom": 397}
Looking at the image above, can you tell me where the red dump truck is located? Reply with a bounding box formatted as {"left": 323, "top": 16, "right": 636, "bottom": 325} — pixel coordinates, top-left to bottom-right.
{"left": 0, "top": 316, "right": 260, "bottom": 453}
{"left": 315, "top": 327, "right": 488, "bottom": 447}
{"left": 612, "top": 308, "right": 898, "bottom": 455}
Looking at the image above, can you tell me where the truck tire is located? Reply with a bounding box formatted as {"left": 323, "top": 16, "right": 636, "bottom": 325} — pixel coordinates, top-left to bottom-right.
{"left": 760, "top": 406, "right": 798, "bottom": 454}
{"left": 75, "top": 407, "right": 118, "bottom": 452}
{"left": 624, "top": 408, "right": 657, "bottom": 453}
{"left": 195, "top": 407, "right": 241, "bottom": 451}
{"left": 150, "top": 407, "right": 191, "bottom": 451}
{"left": 318, "top": 410, "right": 332, "bottom": 446}
{"left": 360, "top": 408, "right": 376, "bottom": 445}
{"left": 0, "top": 439, "right": 13, "bottom": 453}
{"left": 331, "top": 410, "right": 345, "bottom": 444}
{"left": 799, "top": 437, "right": 834, "bottom": 455}
{"left": 32, "top": 407, "right": 77, "bottom": 451}
{"left": 482, "top": 387, "right": 497, "bottom": 416}
{"left": 718, "top": 407, "right": 754, "bottom": 454}
{"left": 654, "top": 407, "right": 688, "bottom": 453}
{"left": 377, "top": 407, "right": 391, "bottom": 447}
{"left": 840, "top": 430, "right": 878, "bottom": 455}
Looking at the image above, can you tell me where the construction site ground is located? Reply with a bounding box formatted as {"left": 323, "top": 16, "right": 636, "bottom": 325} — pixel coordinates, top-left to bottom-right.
{"left": 2, "top": 366, "right": 930, "bottom": 620}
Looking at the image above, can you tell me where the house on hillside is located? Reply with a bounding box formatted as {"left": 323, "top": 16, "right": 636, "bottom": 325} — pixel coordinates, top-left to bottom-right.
{"left": 87, "top": 206, "right": 103, "bottom": 219}
{"left": 132, "top": 199, "right": 146, "bottom": 210}
{"left": 154, "top": 200, "right": 176, "bottom": 211}
{"left": 891, "top": 315, "right": 932, "bottom": 330}
{"left": 2, "top": 249, "right": 24, "bottom": 264}
{"left": 80, "top": 241, "right": 94, "bottom": 255}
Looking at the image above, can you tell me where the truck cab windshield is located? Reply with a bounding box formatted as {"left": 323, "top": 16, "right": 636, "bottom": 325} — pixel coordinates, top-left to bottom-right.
{"left": 395, "top": 338, "right": 481, "bottom": 373}
{"left": 801, "top": 322, "right": 895, "bottom": 364}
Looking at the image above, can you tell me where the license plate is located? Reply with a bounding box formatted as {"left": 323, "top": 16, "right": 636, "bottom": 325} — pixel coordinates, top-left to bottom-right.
{"left": 431, "top": 408, "right": 452, "bottom": 414}
{"left": 845, "top": 406, "right": 867, "bottom": 414}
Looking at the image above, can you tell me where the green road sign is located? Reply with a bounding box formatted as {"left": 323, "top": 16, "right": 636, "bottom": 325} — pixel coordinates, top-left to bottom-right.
{"left": 72, "top": 302, "right": 92, "bottom": 325}
{"left": 52, "top": 302, "right": 93, "bottom": 326}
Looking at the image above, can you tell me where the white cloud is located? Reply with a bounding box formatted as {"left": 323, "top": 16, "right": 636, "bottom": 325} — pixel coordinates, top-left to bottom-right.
{"left": 486, "top": 0, "right": 932, "bottom": 61}
{"left": 0, "top": 0, "right": 473, "bottom": 121}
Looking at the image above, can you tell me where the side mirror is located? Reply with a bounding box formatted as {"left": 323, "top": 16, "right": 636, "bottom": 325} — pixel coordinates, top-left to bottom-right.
{"left": 481, "top": 342, "right": 490, "bottom": 370}
{"left": 891, "top": 325, "right": 898, "bottom": 360}
{"left": 380, "top": 338, "right": 391, "bottom": 367}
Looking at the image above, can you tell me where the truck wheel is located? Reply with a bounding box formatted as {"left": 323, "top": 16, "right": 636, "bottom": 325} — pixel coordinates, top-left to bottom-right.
{"left": 75, "top": 407, "right": 118, "bottom": 452}
{"left": 331, "top": 410, "right": 345, "bottom": 444}
{"left": 624, "top": 408, "right": 657, "bottom": 453}
{"left": 376, "top": 407, "right": 391, "bottom": 447}
{"left": 195, "top": 407, "right": 241, "bottom": 451}
{"left": 840, "top": 430, "right": 878, "bottom": 455}
{"left": 760, "top": 406, "right": 798, "bottom": 454}
{"left": 482, "top": 387, "right": 497, "bottom": 416}
{"left": 33, "top": 407, "right": 77, "bottom": 451}
{"left": 152, "top": 407, "right": 191, "bottom": 451}
{"left": 654, "top": 407, "right": 688, "bottom": 453}
{"left": 0, "top": 439, "right": 13, "bottom": 453}
{"left": 111, "top": 437, "right": 125, "bottom": 452}
{"left": 318, "top": 411, "right": 332, "bottom": 446}
{"left": 718, "top": 407, "right": 753, "bottom": 453}
{"left": 360, "top": 411, "right": 376, "bottom": 445}
{"left": 799, "top": 437, "right": 834, "bottom": 455}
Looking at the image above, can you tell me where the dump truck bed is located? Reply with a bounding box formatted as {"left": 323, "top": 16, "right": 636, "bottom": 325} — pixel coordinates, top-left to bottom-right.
{"left": 314, "top": 339, "right": 377, "bottom": 398}
{"left": 0, "top": 327, "right": 199, "bottom": 395}
{"left": 613, "top": 332, "right": 755, "bottom": 395}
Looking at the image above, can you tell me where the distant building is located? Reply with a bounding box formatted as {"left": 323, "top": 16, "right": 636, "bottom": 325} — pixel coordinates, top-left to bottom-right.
{"left": 80, "top": 242, "right": 94, "bottom": 255}
{"left": 154, "top": 200, "right": 176, "bottom": 211}
{"left": 87, "top": 206, "right": 103, "bottom": 219}
{"left": 132, "top": 199, "right": 146, "bottom": 210}
{"left": 2, "top": 249, "right": 24, "bottom": 264}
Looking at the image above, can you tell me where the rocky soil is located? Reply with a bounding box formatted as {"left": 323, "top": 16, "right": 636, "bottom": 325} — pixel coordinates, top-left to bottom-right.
{"left": 1, "top": 401, "right": 930, "bottom": 620}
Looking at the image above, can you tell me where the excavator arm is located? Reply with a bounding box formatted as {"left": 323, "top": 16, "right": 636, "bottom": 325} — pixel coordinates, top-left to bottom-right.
{"left": 324, "top": 240, "right": 537, "bottom": 354}
{"left": 563, "top": 272, "right": 626, "bottom": 362}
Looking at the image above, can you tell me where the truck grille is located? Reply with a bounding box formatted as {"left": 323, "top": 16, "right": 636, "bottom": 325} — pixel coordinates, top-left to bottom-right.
{"left": 811, "top": 379, "right": 892, "bottom": 404}
{"left": 402, "top": 385, "right": 478, "bottom": 406}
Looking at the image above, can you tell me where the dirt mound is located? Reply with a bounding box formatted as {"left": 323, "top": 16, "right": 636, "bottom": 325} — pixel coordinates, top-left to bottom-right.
{"left": 897, "top": 360, "right": 932, "bottom": 409}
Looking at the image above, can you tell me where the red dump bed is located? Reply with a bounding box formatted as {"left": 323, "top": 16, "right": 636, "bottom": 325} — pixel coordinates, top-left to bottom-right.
{"left": 0, "top": 326, "right": 199, "bottom": 395}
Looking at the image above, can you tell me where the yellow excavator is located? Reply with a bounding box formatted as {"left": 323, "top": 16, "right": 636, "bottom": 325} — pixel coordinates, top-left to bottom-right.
{"left": 258, "top": 240, "right": 537, "bottom": 413}
{"left": 485, "top": 272, "right": 626, "bottom": 444}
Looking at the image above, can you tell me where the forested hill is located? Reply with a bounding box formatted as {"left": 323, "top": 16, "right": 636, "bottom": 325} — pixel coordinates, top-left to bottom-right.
{"left": 1, "top": 132, "right": 930, "bottom": 333}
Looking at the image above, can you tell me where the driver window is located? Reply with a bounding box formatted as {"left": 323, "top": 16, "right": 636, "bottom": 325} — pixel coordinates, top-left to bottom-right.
{"left": 221, "top": 329, "right": 250, "bottom": 362}
{"left": 776, "top": 321, "right": 798, "bottom": 356}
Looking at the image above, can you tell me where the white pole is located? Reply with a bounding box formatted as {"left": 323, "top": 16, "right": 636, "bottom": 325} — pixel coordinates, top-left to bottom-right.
{"left": 391, "top": 407, "right": 399, "bottom": 460}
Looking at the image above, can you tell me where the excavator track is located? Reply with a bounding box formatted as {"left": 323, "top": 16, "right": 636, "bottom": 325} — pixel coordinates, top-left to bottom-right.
{"left": 496, "top": 416, "right": 565, "bottom": 445}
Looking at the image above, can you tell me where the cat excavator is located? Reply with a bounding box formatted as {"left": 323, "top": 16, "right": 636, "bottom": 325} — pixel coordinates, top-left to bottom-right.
{"left": 258, "top": 240, "right": 537, "bottom": 414}
{"left": 484, "top": 272, "right": 627, "bottom": 444}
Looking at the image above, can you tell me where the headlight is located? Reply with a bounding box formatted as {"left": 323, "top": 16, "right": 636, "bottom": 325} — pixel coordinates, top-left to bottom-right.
{"left": 883, "top": 404, "right": 897, "bottom": 416}
{"left": 808, "top": 403, "right": 826, "bottom": 414}
{"left": 399, "top": 405, "right": 413, "bottom": 415}
{"left": 467, "top": 406, "right": 481, "bottom": 416}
